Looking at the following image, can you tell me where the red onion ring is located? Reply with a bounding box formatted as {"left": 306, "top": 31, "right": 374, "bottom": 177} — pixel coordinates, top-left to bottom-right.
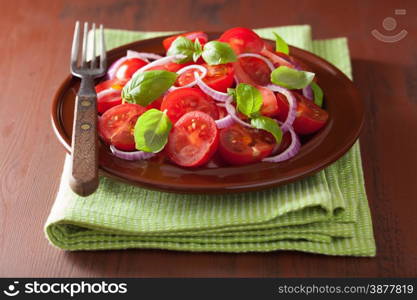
{"left": 110, "top": 145, "right": 155, "bottom": 161}
{"left": 224, "top": 99, "right": 252, "bottom": 128}
{"left": 194, "top": 72, "right": 230, "bottom": 102}
{"left": 131, "top": 54, "right": 187, "bottom": 78}
{"left": 265, "top": 84, "right": 297, "bottom": 132}
{"left": 215, "top": 115, "right": 234, "bottom": 129}
{"left": 106, "top": 56, "right": 130, "bottom": 79}
{"left": 262, "top": 126, "right": 300, "bottom": 162}
{"left": 169, "top": 65, "right": 208, "bottom": 90}
{"left": 238, "top": 53, "right": 275, "bottom": 72}
{"left": 97, "top": 87, "right": 121, "bottom": 100}
{"left": 302, "top": 85, "right": 313, "bottom": 100}
{"left": 260, "top": 48, "right": 294, "bottom": 68}
{"left": 126, "top": 50, "right": 163, "bottom": 61}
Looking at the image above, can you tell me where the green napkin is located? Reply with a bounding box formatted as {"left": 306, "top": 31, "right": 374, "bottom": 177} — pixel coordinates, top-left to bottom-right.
{"left": 45, "top": 25, "right": 376, "bottom": 256}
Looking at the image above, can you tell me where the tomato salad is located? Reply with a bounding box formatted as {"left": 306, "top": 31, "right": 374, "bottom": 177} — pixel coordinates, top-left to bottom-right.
{"left": 96, "top": 28, "right": 328, "bottom": 167}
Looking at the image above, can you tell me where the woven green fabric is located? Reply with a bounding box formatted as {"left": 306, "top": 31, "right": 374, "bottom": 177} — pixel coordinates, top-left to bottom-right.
{"left": 45, "top": 25, "right": 376, "bottom": 256}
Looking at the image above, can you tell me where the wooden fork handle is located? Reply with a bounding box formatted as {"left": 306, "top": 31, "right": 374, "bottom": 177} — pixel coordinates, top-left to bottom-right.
{"left": 69, "top": 76, "right": 99, "bottom": 196}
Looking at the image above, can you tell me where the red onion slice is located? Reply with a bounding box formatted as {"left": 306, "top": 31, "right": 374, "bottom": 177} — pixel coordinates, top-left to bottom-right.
{"left": 238, "top": 53, "right": 275, "bottom": 72}
{"left": 107, "top": 56, "right": 130, "bottom": 79}
{"left": 260, "top": 48, "right": 295, "bottom": 68}
{"left": 215, "top": 115, "right": 234, "bottom": 129}
{"left": 110, "top": 145, "right": 155, "bottom": 161}
{"left": 195, "top": 72, "right": 230, "bottom": 102}
{"left": 265, "top": 84, "right": 297, "bottom": 132}
{"left": 224, "top": 99, "right": 252, "bottom": 128}
{"left": 302, "top": 85, "right": 313, "bottom": 100}
{"left": 131, "top": 54, "right": 187, "bottom": 78}
{"left": 97, "top": 87, "right": 121, "bottom": 100}
{"left": 262, "top": 126, "right": 300, "bottom": 162}
{"left": 169, "top": 65, "right": 208, "bottom": 90}
{"left": 126, "top": 50, "right": 163, "bottom": 61}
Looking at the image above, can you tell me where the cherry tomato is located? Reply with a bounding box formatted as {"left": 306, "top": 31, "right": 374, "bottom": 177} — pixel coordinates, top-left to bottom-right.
{"left": 274, "top": 131, "right": 291, "bottom": 154}
{"left": 95, "top": 78, "right": 123, "bottom": 93}
{"left": 176, "top": 63, "right": 234, "bottom": 92}
{"left": 160, "top": 88, "right": 219, "bottom": 123}
{"left": 257, "top": 85, "right": 279, "bottom": 117}
{"left": 275, "top": 92, "right": 328, "bottom": 135}
{"left": 145, "top": 97, "right": 163, "bottom": 110}
{"left": 218, "top": 27, "right": 265, "bottom": 54}
{"left": 115, "top": 58, "right": 148, "bottom": 84}
{"left": 97, "top": 89, "right": 122, "bottom": 114}
{"left": 98, "top": 103, "right": 146, "bottom": 151}
{"left": 218, "top": 123, "right": 275, "bottom": 165}
{"left": 166, "top": 111, "right": 219, "bottom": 167}
{"left": 163, "top": 31, "right": 208, "bottom": 51}
{"left": 238, "top": 56, "right": 271, "bottom": 86}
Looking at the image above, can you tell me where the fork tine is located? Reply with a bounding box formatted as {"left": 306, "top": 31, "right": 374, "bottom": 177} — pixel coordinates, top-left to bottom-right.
{"left": 71, "top": 21, "right": 80, "bottom": 69}
{"left": 90, "top": 23, "right": 96, "bottom": 69}
{"left": 81, "top": 22, "right": 88, "bottom": 68}
{"left": 99, "top": 24, "right": 106, "bottom": 70}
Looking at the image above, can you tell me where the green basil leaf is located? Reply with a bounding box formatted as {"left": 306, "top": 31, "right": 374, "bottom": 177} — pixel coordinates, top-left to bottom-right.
{"left": 310, "top": 81, "right": 324, "bottom": 107}
{"left": 235, "top": 83, "right": 263, "bottom": 117}
{"left": 273, "top": 32, "right": 289, "bottom": 55}
{"left": 271, "top": 66, "right": 315, "bottom": 89}
{"left": 167, "top": 36, "right": 195, "bottom": 63}
{"left": 201, "top": 41, "right": 237, "bottom": 65}
{"left": 134, "top": 109, "right": 172, "bottom": 153}
{"left": 122, "top": 70, "right": 177, "bottom": 107}
{"left": 250, "top": 116, "right": 282, "bottom": 144}
{"left": 227, "top": 88, "right": 236, "bottom": 99}
{"left": 193, "top": 38, "right": 203, "bottom": 62}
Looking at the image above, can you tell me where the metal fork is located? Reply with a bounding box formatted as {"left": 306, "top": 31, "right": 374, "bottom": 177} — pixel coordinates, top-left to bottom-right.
{"left": 69, "top": 21, "right": 106, "bottom": 196}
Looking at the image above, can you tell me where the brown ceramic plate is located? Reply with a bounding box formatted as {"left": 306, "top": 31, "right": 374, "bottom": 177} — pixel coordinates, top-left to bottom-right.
{"left": 51, "top": 33, "right": 363, "bottom": 194}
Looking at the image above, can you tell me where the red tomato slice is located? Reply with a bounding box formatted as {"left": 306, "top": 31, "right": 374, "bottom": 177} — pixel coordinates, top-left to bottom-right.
{"left": 257, "top": 85, "right": 279, "bottom": 117}
{"left": 166, "top": 111, "right": 219, "bottom": 167}
{"left": 176, "top": 63, "right": 234, "bottom": 92}
{"left": 97, "top": 88, "right": 123, "bottom": 114}
{"left": 219, "top": 27, "right": 265, "bottom": 54}
{"left": 98, "top": 103, "right": 146, "bottom": 151}
{"left": 160, "top": 88, "right": 219, "bottom": 124}
{"left": 275, "top": 92, "right": 329, "bottom": 135}
{"left": 238, "top": 56, "right": 271, "bottom": 86}
{"left": 163, "top": 31, "right": 208, "bottom": 51}
{"left": 95, "top": 78, "right": 124, "bottom": 93}
{"left": 274, "top": 131, "right": 291, "bottom": 154}
{"left": 115, "top": 58, "right": 148, "bottom": 83}
{"left": 145, "top": 97, "right": 163, "bottom": 110}
{"left": 218, "top": 123, "right": 275, "bottom": 165}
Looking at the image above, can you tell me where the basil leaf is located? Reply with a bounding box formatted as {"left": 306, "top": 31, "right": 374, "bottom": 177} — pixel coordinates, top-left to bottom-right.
{"left": 201, "top": 41, "right": 237, "bottom": 65}
{"left": 227, "top": 88, "right": 236, "bottom": 99}
{"left": 271, "top": 66, "right": 315, "bottom": 89}
{"left": 251, "top": 116, "right": 282, "bottom": 144}
{"left": 310, "top": 81, "right": 324, "bottom": 107}
{"left": 235, "top": 83, "right": 263, "bottom": 117}
{"left": 193, "top": 38, "right": 203, "bottom": 62}
{"left": 273, "top": 32, "right": 289, "bottom": 55}
{"left": 167, "top": 36, "right": 195, "bottom": 63}
{"left": 134, "top": 109, "right": 172, "bottom": 153}
{"left": 122, "top": 70, "right": 177, "bottom": 107}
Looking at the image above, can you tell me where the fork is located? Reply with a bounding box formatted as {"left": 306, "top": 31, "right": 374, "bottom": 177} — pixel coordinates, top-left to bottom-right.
{"left": 69, "top": 21, "right": 106, "bottom": 196}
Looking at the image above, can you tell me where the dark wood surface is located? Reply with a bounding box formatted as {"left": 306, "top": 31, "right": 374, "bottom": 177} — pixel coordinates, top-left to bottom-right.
{"left": 0, "top": 0, "right": 416, "bottom": 277}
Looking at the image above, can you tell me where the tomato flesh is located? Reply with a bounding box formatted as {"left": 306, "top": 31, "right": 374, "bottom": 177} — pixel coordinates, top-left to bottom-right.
{"left": 219, "top": 124, "right": 275, "bottom": 165}
{"left": 115, "top": 58, "right": 148, "bottom": 83}
{"left": 275, "top": 92, "right": 328, "bottom": 135}
{"left": 163, "top": 31, "right": 208, "bottom": 51}
{"left": 98, "top": 103, "right": 146, "bottom": 151}
{"left": 219, "top": 27, "right": 265, "bottom": 54}
{"left": 97, "top": 89, "right": 122, "bottom": 114}
{"left": 167, "top": 111, "right": 219, "bottom": 167}
{"left": 238, "top": 56, "right": 271, "bottom": 86}
{"left": 161, "top": 88, "right": 219, "bottom": 124}
{"left": 148, "top": 61, "right": 192, "bottom": 72}
{"left": 95, "top": 78, "right": 123, "bottom": 93}
{"left": 176, "top": 63, "right": 234, "bottom": 92}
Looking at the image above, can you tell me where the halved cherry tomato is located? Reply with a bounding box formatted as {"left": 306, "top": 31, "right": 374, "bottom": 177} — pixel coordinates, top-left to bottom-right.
{"left": 98, "top": 103, "right": 146, "bottom": 151}
{"left": 166, "top": 111, "right": 219, "bottom": 167}
{"left": 275, "top": 92, "right": 328, "bottom": 135}
{"left": 218, "top": 27, "right": 265, "bottom": 54}
{"left": 218, "top": 123, "right": 275, "bottom": 165}
{"left": 257, "top": 85, "right": 279, "bottom": 117}
{"left": 163, "top": 31, "right": 208, "bottom": 51}
{"left": 97, "top": 89, "right": 122, "bottom": 114}
{"left": 238, "top": 56, "right": 271, "bottom": 86}
{"left": 95, "top": 78, "right": 124, "bottom": 93}
{"left": 176, "top": 63, "right": 234, "bottom": 92}
{"left": 160, "top": 88, "right": 219, "bottom": 123}
{"left": 115, "top": 58, "right": 148, "bottom": 84}
{"left": 145, "top": 97, "right": 163, "bottom": 110}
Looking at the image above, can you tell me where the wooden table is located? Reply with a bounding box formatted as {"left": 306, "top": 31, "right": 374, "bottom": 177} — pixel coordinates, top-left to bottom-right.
{"left": 1, "top": 0, "right": 416, "bottom": 277}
